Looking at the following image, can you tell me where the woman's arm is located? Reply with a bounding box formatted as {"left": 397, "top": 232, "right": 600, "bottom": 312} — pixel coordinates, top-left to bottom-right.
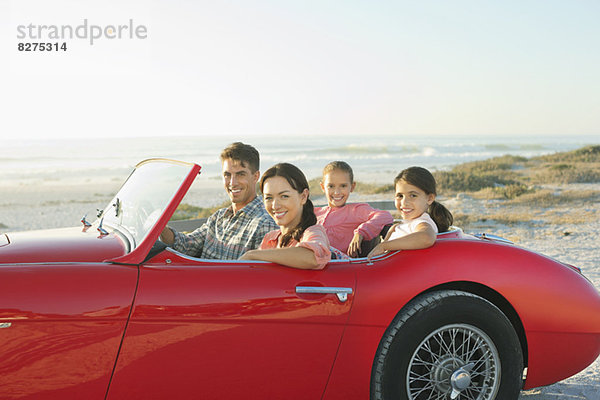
{"left": 367, "top": 222, "right": 436, "bottom": 261}
{"left": 240, "top": 247, "right": 322, "bottom": 269}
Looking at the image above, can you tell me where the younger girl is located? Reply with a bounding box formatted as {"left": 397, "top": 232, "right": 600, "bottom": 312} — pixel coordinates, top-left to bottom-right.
{"left": 240, "top": 163, "right": 331, "bottom": 269}
{"left": 367, "top": 166, "right": 453, "bottom": 261}
{"left": 315, "top": 161, "right": 393, "bottom": 257}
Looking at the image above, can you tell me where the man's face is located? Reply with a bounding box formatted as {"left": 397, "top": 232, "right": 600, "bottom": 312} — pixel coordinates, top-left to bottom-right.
{"left": 222, "top": 158, "right": 259, "bottom": 211}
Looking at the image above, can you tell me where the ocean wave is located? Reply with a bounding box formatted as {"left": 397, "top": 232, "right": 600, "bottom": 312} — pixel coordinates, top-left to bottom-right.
{"left": 2, "top": 135, "right": 594, "bottom": 187}
{"left": 484, "top": 144, "right": 513, "bottom": 151}
{"left": 519, "top": 144, "right": 546, "bottom": 150}
{"left": 483, "top": 143, "right": 546, "bottom": 151}
{"left": 266, "top": 143, "right": 427, "bottom": 156}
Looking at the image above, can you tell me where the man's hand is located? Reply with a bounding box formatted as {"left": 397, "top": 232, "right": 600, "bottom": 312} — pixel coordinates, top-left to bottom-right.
{"left": 160, "top": 227, "right": 175, "bottom": 245}
{"left": 347, "top": 233, "right": 364, "bottom": 258}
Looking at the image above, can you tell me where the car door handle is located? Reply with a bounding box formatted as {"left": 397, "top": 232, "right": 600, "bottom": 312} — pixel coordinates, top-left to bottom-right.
{"left": 295, "top": 286, "right": 353, "bottom": 302}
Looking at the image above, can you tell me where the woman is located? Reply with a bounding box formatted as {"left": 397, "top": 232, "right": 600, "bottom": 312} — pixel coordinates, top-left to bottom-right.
{"left": 240, "top": 163, "right": 331, "bottom": 269}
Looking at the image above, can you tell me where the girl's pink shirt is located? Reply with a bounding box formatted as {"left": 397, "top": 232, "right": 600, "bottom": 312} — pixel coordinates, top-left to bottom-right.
{"left": 315, "top": 203, "right": 394, "bottom": 254}
{"left": 259, "top": 225, "right": 331, "bottom": 269}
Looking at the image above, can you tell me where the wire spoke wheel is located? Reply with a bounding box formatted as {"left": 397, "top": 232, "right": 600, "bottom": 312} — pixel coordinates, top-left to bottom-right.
{"left": 371, "top": 290, "right": 523, "bottom": 400}
{"left": 407, "top": 324, "right": 500, "bottom": 400}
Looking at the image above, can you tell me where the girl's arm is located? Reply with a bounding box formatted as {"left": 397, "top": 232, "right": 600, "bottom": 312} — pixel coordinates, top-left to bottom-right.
{"left": 354, "top": 204, "right": 394, "bottom": 240}
{"left": 240, "top": 247, "right": 322, "bottom": 269}
{"left": 382, "top": 223, "right": 400, "bottom": 241}
{"left": 347, "top": 232, "right": 364, "bottom": 258}
{"left": 348, "top": 206, "right": 394, "bottom": 257}
{"left": 348, "top": 217, "right": 396, "bottom": 257}
{"left": 367, "top": 222, "right": 436, "bottom": 262}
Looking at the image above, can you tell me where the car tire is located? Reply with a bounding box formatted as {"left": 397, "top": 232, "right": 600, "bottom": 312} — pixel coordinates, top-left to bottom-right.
{"left": 371, "top": 290, "right": 523, "bottom": 400}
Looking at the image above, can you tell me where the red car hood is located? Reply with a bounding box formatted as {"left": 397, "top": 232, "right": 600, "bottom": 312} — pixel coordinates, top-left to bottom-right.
{"left": 0, "top": 227, "right": 128, "bottom": 264}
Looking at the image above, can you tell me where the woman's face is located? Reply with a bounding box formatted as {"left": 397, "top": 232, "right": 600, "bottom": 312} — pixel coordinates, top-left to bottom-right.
{"left": 263, "top": 176, "right": 308, "bottom": 232}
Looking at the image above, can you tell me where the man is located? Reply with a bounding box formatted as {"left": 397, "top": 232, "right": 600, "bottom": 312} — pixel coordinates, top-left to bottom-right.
{"left": 160, "top": 142, "right": 277, "bottom": 259}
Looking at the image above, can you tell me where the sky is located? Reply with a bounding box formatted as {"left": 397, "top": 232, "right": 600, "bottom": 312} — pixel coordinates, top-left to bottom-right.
{"left": 1, "top": 0, "right": 599, "bottom": 140}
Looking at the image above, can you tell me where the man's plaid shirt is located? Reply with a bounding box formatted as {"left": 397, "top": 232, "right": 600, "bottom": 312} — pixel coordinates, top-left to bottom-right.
{"left": 171, "top": 196, "right": 277, "bottom": 260}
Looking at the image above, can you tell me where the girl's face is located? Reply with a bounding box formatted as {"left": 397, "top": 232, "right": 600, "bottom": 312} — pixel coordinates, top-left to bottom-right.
{"left": 320, "top": 170, "right": 356, "bottom": 208}
{"left": 263, "top": 176, "right": 308, "bottom": 232}
{"left": 394, "top": 179, "right": 435, "bottom": 221}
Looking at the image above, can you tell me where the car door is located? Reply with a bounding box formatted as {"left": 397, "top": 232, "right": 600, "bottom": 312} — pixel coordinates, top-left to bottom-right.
{"left": 107, "top": 250, "right": 356, "bottom": 400}
{"left": 0, "top": 262, "right": 138, "bottom": 400}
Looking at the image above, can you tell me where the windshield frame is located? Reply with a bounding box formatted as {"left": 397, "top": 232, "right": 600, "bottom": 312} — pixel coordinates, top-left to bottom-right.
{"left": 103, "top": 158, "right": 201, "bottom": 265}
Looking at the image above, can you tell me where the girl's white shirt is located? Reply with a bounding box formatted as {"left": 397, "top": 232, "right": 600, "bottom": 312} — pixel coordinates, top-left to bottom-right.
{"left": 388, "top": 212, "right": 438, "bottom": 240}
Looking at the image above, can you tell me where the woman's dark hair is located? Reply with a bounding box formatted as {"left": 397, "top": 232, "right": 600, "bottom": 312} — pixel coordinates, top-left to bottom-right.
{"left": 394, "top": 166, "right": 453, "bottom": 232}
{"left": 260, "top": 163, "right": 317, "bottom": 246}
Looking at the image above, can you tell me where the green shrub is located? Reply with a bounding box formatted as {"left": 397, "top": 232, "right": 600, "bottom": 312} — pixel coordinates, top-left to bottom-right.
{"left": 495, "top": 184, "right": 530, "bottom": 199}
{"left": 451, "top": 155, "right": 528, "bottom": 175}
{"left": 172, "top": 201, "right": 229, "bottom": 220}
{"left": 434, "top": 171, "right": 522, "bottom": 192}
{"left": 535, "top": 145, "right": 600, "bottom": 163}
{"left": 550, "top": 163, "right": 573, "bottom": 171}
{"left": 532, "top": 165, "right": 600, "bottom": 184}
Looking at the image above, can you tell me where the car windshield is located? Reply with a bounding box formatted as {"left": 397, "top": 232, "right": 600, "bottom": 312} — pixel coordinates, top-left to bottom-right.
{"left": 101, "top": 159, "right": 195, "bottom": 248}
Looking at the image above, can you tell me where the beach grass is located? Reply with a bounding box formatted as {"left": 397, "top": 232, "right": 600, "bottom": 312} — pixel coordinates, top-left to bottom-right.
{"left": 453, "top": 211, "right": 538, "bottom": 227}
{"left": 172, "top": 201, "right": 230, "bottom": 220}
{"left": 348, "top": 145, "right": 600, "bottom": 232}
{"left": 507, "top": 189, "right": 600, "bottom": 206}
{"left": 433, "top": 145, "right": 600, "bottom": 193}
{"left": 448, "top": 146, "right": 599, "bottom": 232}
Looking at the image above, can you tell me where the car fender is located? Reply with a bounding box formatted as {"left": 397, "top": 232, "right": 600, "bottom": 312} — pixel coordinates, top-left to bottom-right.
{"left": 324, "top": 239, "right": 600, "bottom": 398}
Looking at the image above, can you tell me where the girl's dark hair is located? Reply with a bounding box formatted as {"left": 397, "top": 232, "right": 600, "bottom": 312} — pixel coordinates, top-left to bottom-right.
{"left": 260, "top": 163, "right": 317, "bottom": 247}
{"left": 394, "top": 166, "right": 453, "bottom": 232}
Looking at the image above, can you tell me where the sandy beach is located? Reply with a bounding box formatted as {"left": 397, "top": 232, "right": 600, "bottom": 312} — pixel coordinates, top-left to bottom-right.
{"left": 1, "top": 152, "right": 599, "bottom": 399}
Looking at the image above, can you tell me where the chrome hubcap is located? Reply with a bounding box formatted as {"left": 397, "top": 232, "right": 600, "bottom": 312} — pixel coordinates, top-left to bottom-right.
{"left": 406, "top": 324, "right": 500, "bottom": 400}
{"left": 450, "top": 363, "right": 474, "bottom": 399}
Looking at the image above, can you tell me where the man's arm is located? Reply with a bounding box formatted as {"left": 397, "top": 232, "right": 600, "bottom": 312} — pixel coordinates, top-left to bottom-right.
{"left": 161, "top": 218, "right": 212, "bottom": 257}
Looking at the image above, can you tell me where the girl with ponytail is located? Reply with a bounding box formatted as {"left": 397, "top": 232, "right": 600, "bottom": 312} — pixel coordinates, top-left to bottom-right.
{"left": 367, "top": 166, "right": 453, "bottom": 261}
{"left": 240, "top": 163, "right": 331, "bottom": 269}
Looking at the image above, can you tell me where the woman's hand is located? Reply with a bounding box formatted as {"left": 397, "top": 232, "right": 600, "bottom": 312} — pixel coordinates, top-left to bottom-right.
{"left": 347, "top": 233, "right": 364, "bottom": 258}
{"left": 239, "top": 250, "right": 258, "bottom": 260}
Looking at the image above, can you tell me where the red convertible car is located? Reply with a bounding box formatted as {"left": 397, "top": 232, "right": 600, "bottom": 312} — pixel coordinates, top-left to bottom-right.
{"left": 1, "top": 158, "right": 599, "bottom": 400}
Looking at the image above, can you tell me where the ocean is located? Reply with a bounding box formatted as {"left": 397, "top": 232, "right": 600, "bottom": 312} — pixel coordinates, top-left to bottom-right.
{"left": 0, "top": 134, "right": 598, "bottom": 231}
{"left": 2, "top": 134, "right": 597, "bottom": 189}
